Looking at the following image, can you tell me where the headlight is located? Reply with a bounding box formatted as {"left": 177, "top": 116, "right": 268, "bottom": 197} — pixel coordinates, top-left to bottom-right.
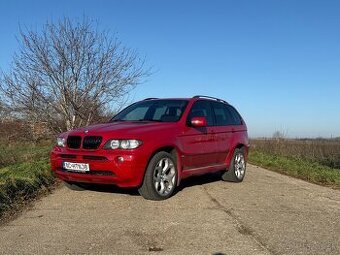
{"left": 57, "top": 137, "right": 66, "bottom": 147}
{"left": 104, "top": 139, "right": 142, "bottom": 150}
{"left": 107, "top": 140, "right": 120, "bottom": 149}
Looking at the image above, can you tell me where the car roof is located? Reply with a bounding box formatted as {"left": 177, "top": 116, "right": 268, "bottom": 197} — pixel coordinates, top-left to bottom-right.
{"left": 142, "top": 95, "right": 228, "bottom": 104}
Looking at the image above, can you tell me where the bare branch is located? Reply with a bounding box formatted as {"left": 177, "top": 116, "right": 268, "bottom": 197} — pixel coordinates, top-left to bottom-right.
{"left": 0, "top": 17, "right": 149, "bottom": 132}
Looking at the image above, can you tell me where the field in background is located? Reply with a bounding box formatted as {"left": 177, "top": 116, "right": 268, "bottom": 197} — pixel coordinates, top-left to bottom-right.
{"left": 249, "top": 138, "right": 340, "bottom": 189}
{"left": 0, "top": 142, "right": 55, "bottom": 218}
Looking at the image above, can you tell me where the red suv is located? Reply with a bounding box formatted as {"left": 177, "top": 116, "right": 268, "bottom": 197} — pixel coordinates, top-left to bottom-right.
{"left": 51, "top": 96, "right": 249, "bottom": 200}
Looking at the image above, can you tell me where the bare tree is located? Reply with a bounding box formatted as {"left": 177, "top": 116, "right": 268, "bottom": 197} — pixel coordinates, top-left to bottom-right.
{"left": 0, "top": 17, "right": 148, "bottom": 132}
{"left": 0, "top": 100, "right": 10, "bottom": 122}
{"left": 272, "top": 130, "right": 286, "bottom": 140}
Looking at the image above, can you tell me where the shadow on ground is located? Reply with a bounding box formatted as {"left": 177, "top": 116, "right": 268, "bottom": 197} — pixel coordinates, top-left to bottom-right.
{"left": 64, "top": 171, "right": 224, "bottom": 197}
{"left": 175, "top": 171, "right": 223, "bottom": 194}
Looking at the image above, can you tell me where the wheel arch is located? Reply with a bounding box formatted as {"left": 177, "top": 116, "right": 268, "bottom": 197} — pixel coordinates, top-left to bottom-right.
{"left": 225, "top": 143, "right": 249, "bottom": 168}
{"left": 144, "top": 145, "right": 183, "bottom": 186}
{"left": 235, "top": 143, "right": 249, "bottom": 159}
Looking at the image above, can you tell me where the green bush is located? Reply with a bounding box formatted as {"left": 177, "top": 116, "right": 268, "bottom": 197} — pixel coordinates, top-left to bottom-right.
{"left": 0, "top": 143, "right": 55, "bottom": 217}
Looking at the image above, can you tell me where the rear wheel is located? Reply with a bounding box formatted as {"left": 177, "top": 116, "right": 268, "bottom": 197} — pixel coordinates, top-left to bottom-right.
{"left": 138, "top": 151, "right": 177, "bottom": 200}
{"left": 222, "top": 148, "right": 246, "bottom": 182}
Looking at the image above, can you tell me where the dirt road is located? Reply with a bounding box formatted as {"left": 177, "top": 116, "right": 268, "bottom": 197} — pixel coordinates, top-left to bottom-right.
{"left": 0, "top": 164, "right": 339, "bottom": 255}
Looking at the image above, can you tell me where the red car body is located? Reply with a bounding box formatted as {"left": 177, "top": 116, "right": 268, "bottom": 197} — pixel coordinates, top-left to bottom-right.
{"left": 51, "top": 96, "right": 249, "bottom": 193}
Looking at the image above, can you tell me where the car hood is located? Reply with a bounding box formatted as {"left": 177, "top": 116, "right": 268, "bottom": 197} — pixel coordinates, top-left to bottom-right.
{"left": 66, "top": 121, "right": 178, "bottom": 138}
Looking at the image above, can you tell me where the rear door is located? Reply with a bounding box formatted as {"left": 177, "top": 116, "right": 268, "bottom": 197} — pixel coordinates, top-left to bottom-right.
{"left": 179, "top": 100, "right": 216, "bottom": 170}
{"left": 211, "top": 102, "right": 243, "bottom": 164}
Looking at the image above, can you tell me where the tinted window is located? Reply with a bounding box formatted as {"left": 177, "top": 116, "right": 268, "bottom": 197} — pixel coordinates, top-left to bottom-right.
{"left": 212, "top": 102, "right": 242, "bottom": 126}
{"left": 112, "top": 100, "right": 188, "bottom": 122}
{"left": 187, "top": 100, "right": 214, "bottom": 126}
{"left": 227, "top": 105, "right": 242, "bottom": 125}
{"left": 212, "top": 102, "right": 229, "bottom": 126}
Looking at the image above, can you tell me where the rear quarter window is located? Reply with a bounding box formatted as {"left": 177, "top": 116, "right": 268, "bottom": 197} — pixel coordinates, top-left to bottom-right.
{"left": 226, "top": 105, "right": 242, "bottom": 125}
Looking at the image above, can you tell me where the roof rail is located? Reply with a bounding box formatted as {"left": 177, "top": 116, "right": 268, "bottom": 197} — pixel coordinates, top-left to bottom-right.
{"left": 193, "top": 95, "right": 228, "bottom": 104}
{"left": 143, "top": 97, "right": 158, "bottom": 101}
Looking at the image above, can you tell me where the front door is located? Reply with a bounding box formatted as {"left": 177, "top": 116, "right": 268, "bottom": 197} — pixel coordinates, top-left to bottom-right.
{"left": 178, "top": 100, "right": 216, "bottom": 170}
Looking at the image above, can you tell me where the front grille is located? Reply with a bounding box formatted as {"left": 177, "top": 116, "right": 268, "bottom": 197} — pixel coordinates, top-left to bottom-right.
{"left": 91, "top": 171, "right": 115, "bottom": 176}
{"left": 59, "top": 154, "right": 107, "bottom": 161}
{"left": 82, "top": 155, "right": 108, "bottom": 161}
{"left": 60, "top": 154, "right": 77, "bottom": 159}
{"left": 83, "top": 136, "right": 102, "bottom": 149}
{"left": 66, "top": 135, "right": 102, "bottom": 149}
{"left": 67, "top": 136, "right": 81, "bottom": 149}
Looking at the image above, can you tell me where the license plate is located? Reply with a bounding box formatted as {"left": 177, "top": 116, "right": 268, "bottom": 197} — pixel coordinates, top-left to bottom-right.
{"left": 63, "top": 162, "right": 90, "bottom": 172}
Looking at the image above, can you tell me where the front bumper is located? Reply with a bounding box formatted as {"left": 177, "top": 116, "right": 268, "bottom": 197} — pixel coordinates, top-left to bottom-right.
{"left": 50, "top": 147, "right": 147, "bottom": 187}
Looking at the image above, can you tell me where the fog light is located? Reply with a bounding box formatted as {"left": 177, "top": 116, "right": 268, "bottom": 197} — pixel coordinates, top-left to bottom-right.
{"left": 117, "top": 156, "right": 124, "bottom": 163}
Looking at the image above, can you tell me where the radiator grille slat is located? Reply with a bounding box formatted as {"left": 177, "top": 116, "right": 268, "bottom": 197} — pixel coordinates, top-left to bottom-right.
{"left": 83, "top": 136, "right": 102, "bottom": 149}
{"left": 67, "top": 136, "right": 82, "bottom": 149}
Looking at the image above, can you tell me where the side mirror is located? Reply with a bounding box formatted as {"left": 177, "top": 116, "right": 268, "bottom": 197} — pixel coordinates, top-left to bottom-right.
{"left": 190, "top": 116, "right": 207, "bottom": 127}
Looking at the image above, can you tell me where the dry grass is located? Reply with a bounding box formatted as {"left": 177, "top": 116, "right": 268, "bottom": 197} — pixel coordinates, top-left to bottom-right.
{"left": 251, "top": 138, "right": 340, "bottom": 169}
{"left": 249, "top": 138, "right": 340, "bottom": 189}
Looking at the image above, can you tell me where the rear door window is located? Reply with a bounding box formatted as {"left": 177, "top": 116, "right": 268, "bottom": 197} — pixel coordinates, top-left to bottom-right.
{"left": 212, "top": 102, "right": 241, "bottom": 126}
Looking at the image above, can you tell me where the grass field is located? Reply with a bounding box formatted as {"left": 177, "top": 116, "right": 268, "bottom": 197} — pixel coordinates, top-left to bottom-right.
{"left": 0, "top": 142, "right": 55, "bottom": 217}
{"left": 249, "top": 138, "right": 340, "bottom": 189}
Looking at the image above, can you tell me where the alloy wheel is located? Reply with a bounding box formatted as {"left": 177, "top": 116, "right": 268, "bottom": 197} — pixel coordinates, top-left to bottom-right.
{"left": 153, "top": 157, "right": 176, "bottom": 196}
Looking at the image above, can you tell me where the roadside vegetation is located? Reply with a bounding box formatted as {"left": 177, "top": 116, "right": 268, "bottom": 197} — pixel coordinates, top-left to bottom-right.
{"left": 0, "top": 141, "right": 55, "bottom": 218}
{"left": 249, "top": 138, "right": 340, "bottom": 189}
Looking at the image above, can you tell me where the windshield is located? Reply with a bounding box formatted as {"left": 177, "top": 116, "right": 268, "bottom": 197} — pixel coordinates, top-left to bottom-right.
{"left": 111, "top": 100, "right": 189, "bottom": 122}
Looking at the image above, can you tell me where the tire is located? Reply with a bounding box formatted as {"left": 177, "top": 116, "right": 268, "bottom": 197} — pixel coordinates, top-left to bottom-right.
{"left": 64, "top": 181, "right": 86, "bottom": 191}
{"left": 138, "top": 151, "right": 177, "bottom": 200}
{"left": 222, "top": 148, "right": 246, "bottom": 182}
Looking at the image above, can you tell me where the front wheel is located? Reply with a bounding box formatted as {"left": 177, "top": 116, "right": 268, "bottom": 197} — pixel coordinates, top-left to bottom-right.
{"left": 222, "top": 148, "right": 246, "bottom": 182}
{"left": 138, "top": 151, "right": 177, "bottom": 200}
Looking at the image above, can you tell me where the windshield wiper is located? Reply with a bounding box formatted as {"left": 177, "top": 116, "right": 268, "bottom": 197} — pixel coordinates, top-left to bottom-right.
{"left": 138, "top": 119, "right": 163, "bottom": 122}
{"left": 111, "top": 119, "right": 127, "bottom": 122}
{"left": 112, "top": 119, "right": 163, "bottom": 122}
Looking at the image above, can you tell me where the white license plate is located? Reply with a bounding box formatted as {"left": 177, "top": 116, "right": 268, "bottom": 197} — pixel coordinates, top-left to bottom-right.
{"left": 63, "top": 162, "right": 90, "bottom": 172}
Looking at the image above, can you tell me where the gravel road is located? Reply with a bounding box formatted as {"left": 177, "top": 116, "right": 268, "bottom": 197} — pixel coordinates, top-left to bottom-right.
{"left": 0, "top": 164, "right": 339, "bottom": 255}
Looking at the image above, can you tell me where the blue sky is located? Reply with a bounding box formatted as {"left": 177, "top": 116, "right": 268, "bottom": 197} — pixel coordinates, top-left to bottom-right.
{"left": 0, "top": 0, "right": 339, "bottom": 137}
